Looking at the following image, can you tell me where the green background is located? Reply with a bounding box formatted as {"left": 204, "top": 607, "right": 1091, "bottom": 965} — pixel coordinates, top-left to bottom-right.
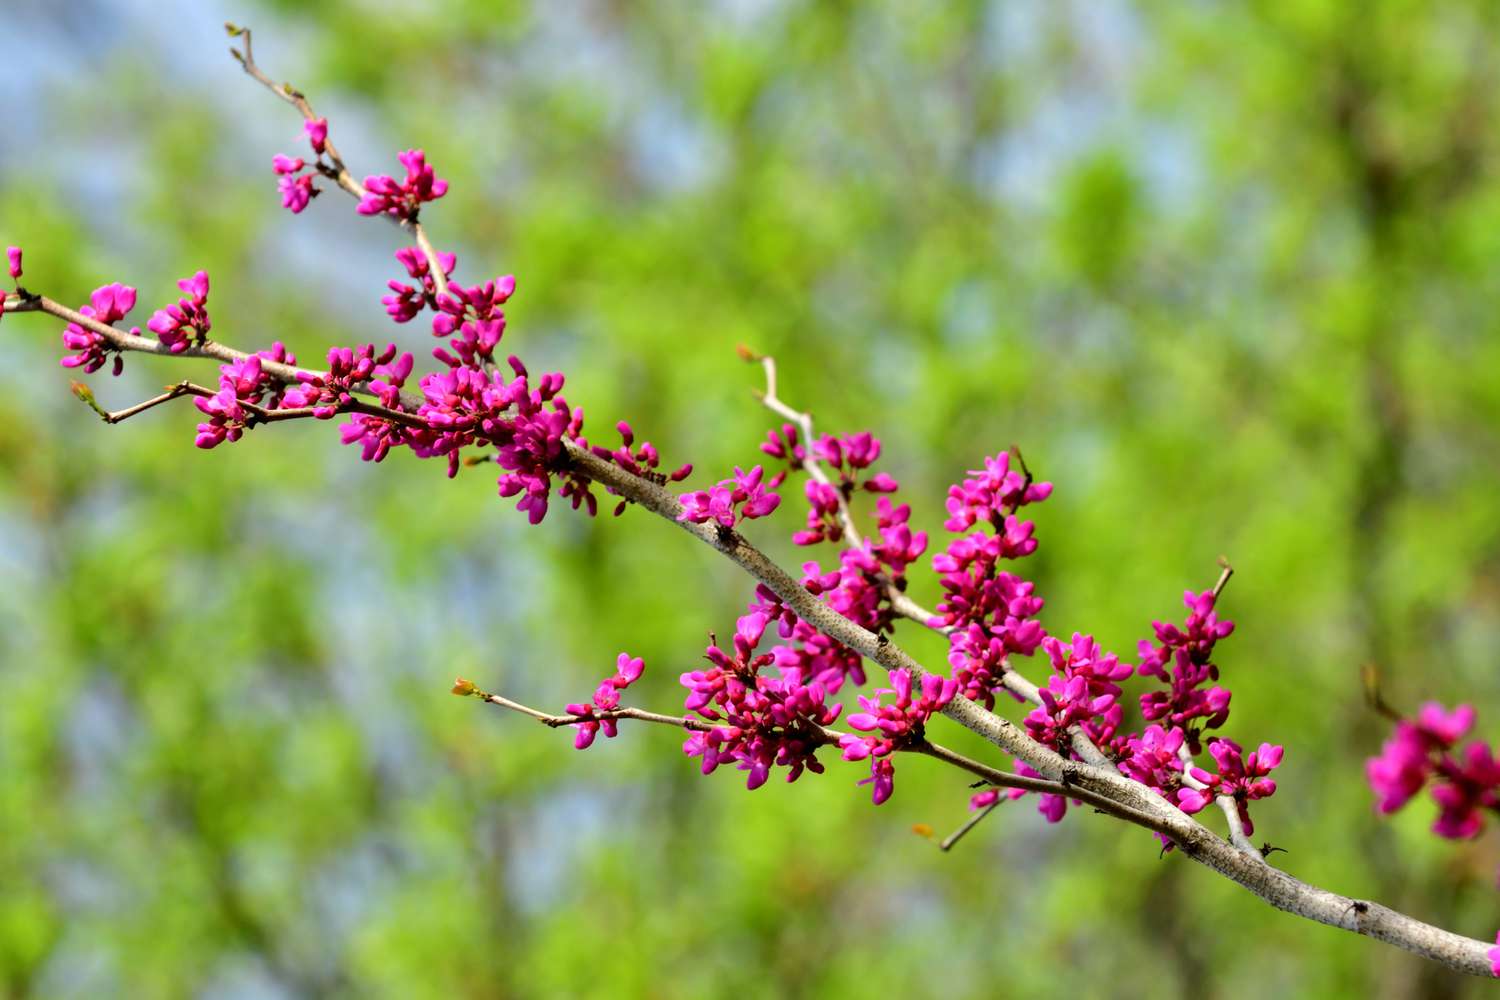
{"left": 4, "top": 2, "right": 1500, "bottom": 997}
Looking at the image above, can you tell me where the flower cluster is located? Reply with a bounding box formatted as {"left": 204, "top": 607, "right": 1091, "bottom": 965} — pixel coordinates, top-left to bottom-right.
{"left": 357, "top": 149, "right": 448, "bottom": 220}
{"left": 60, "top": 283, "right": 138, "bottom": 376}
{"left": 680, "top": 612, "right": 842, "bottom": 790}
{"left": 382, "top": 245, "right": 457, "bottom": 323}
{"left": 147, "top": 271, "right": 212, "bottom": 354}
{"left": 1029, "top": 633, "right": 1132, "bottom": 748}
{"left": 677, "top": 465, "right": 782, "bottom": 529}
{"left": 284, "top": 343, "right": 409, "bottom": 417}
{"left": 1177, "top": 738, "right": 1283, "bottom": 836}
{"left": 936, "top": 452, "right": 1051, "bottom": 710}
{"left": 838, "top": 670, "right": 958, "bottom": 804}
{"left": 193, "top": 343, "right": 296, "bottom": 449}
{"left": 273, "top": 154, "right": 319, "bottom": 214}
{"left": 590, "top": 421, "right": 693, "bottom": 515}
{"left": 305, "top": 117, "right": 327, "bottom": 155}
{"left": 1025, "top": 673, "right": 1117, "bottom": 750}
{"left": 943, "top": 450, "right": 1052, "bottom": 532}
{"left": 271, "top": 119, "right": 331, "bottom": 213}
{"left": 431, "top": 275, "right": 514, "bottom": 367}
{"left": 1367, "top": 703, "right": 1500, "bottom": 839}
{"left": 566, "top": 653, "right": 646, "bottom": 750}
{"left": 763, "top": 429, "right": 901, "bottom": 545}
{"left": 1137, "top": 590, "right": 1234, "bottom": 745}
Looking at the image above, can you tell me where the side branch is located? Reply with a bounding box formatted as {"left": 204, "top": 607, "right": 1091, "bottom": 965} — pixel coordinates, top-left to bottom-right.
{"left": 225, "top": 24, "right": 449, "bottom": 295}
{"left": 462, "top": 680, "right": 1175, "bottom": 839}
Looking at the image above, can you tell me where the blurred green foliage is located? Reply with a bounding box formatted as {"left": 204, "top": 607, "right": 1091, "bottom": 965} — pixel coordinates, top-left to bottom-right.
{"left": 4, "top": 1, "right": 1500, "bottom": 997}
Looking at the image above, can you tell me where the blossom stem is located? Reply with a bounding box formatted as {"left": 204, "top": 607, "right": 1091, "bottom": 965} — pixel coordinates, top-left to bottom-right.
{"left": 939, "top": 802, "right": 999, "bottom": 852}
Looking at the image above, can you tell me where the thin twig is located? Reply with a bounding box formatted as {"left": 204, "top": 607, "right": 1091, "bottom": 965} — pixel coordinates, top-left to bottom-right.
{"left": 69, "top": 379, "right": 208, "bottom": 424}
{"left": 748, "top": 349, "right": 942, "bottom": 628}
{"left": 225, "top": 24, "right": 449, "bottom": 296}
{"left": 1212, "top": 556, "right": 1234, "bottom": 600}
{"left": 940, "top": 802, "right": 999, "bottom": 852}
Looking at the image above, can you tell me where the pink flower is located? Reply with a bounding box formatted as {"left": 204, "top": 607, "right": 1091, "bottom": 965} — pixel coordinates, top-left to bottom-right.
{"left": 838, "top": 669, "right": 957, "bottom": 804}
{"left": 430, "top": 275, "right": 515, "bottom": 364}
{"left": 273, "top": 154, "right": 319, "bottom": 214}
{"left": 6, "top": 245, "right": 20, "bottom": 280}
{"left": 1179, "top": 738, "right": 1282, "bottom": 836}
{"left": 1416, "top": 702, "right": 1475, "bottom": 748}
{"left": 383, "top": 245, "right": 458, "bottom": 323}
{"left": 358, "top": 149, "right": 449, "bottom": 220}
{"left": 1367, "top": 722, "right": 1434, "bottom": 815}
{"left": 1366, "top": 702, "right": 1495, "bottom": 834}
{"left": 567, "top": 653, "right": 646, "bottom": 750}
{"left": 678, "top": 465, "right": 782, "bottom": 529}
{"left": 147, "top": 270, "right": 211, "bottom": 353}
{"left": 1024, "top": 674, "right": 1117, "bottom": 750}
{"left": 679, "top": 612, "right": 840, "bottom": 790}
{"left": 60, "top": 283, "right": 139, "bottom": 375}
{"left": 970, "top": 789, "right": 1001, "bottom": 810}
{"left": 305, "top": 117, "right": 328, "bottom": 154}
{"left": 1488, "top": 930, "right": 1500, "bottom": 977}
{"left": 1429, "top": 742, "right": 1500, "bottom": 840}
{"left": 191, "top": 350, "right": 285, "bottom": 449}
{"left": 943, "top": 450, "right": 1052, "bottom": 532}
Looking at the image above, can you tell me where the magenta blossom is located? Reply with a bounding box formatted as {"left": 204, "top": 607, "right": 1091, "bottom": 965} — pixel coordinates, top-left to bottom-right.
{"left": 679, "top": 612, "right": 841, "bottom": 791}
{"left": 357, "top": 149, "right": 448, "bottom": 220}
{"left": 678, "top": 465, "right": 782, "bottom": 529}
{"left": 943, "top": 450, "right": 1052, "bottom": 531}
{"left": 305, "top": 117, "right": 328, "bottom": 154}
{"left": 567, "top": 652, "right": 646, "bottom": 750}
{"left": 273, "top": 154, "right": 318, "bottom": 213}
{"left": 147, "top": 271, "right": 211, "bottom": 353}
{"left": 590, "top": 420, "right": 693, "bottom": 515}
{"left": 383, "top": 245, "right": 458, "bottom": 323}
{"left": 1024, "top": 674, "right": 1116, "bottom": 750}
{"left": 60, "top": 283, "right": 139, "bottom": 375}
{"left": 431, "top": 275, "right": 515, "bottom": 366}
{"left": 1366, "top": 701, "right": 1497, "bottom": 837}
{"left": 191, "top": 343, "right": 299, "bottom": 449}
{"left": 838, "top": 669, "right": 957, "bottom": 804}
{"left": 1178, "top": 738, "right": 1282, "bottom": 836}
{"left": 6, "top": 245, "right": 20, "bottom": 280}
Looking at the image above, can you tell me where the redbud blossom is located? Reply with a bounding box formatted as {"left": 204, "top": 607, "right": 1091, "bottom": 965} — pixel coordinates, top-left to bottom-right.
{"left": 60, "top": 283, "right": 138, "bottom": 376}
{"left": 273, "top": 154, "right": 318, "bottom": 213}
{"left": 146, "top": 271, "right": 211, "bottom": 353}
{"left": 383, "top": 245, "right": 458, "bottom": 323}
{"left": 305, "top": 117, "right": 328, "bottom": 154}
{"left": 839, "top": 669, "right": 957, "bottom": 804}
{"left": 677, "top": 465, "right": 782, "bottom": 529}
{"left": 357, "top": 149, "right": 448, "bottom": 220}
{"left": 1178, "top": 738, "right": 1283, "bottom": 836}
{"left": 567, "top": 653, "right": 646, "bottom": 750}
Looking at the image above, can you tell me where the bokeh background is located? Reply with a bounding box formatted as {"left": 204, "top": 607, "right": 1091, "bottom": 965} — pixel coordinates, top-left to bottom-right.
{"left": 4, "top": 2, "right": 1500, "bottom": 997}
